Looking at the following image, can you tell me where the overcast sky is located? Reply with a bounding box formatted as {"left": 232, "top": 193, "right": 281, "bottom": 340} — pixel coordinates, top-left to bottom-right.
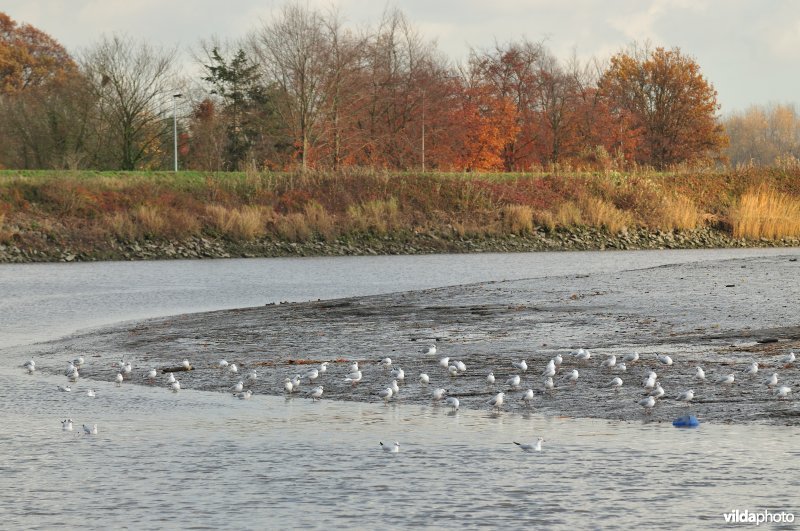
{"left": 4, "top": 0, "right": 799, "bottom": 114}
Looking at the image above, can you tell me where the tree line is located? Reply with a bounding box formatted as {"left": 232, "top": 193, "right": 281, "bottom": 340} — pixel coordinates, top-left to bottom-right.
{"left": 0, "top": 5, "right": 784, "bottom": 173}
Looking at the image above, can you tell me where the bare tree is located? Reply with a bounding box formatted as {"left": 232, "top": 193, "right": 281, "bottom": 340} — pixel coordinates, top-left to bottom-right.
{"left": 82, "top": 34, "right": 179, "bottom": 170}
{"left": 252, "top": 4, "right": 328, "bottom": 171}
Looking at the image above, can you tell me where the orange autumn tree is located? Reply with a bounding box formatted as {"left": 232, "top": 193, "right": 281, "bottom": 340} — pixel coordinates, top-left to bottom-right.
{"left": 440, "top": 83, "right": 518, "bottom": 171}
{"left": 0, "top": 12, "right": 76, "bottom": 93}
{"left": 599, "top": 44, "right": 727, "bottom": 169}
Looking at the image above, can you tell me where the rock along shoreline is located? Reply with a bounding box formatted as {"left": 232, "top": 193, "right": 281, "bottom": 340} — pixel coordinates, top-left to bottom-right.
{"left": 1, "top": 226, "right": 798, "bottom": 263}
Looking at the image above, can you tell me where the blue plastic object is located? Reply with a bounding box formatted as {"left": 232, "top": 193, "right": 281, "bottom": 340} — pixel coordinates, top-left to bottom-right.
{"left": 672, "top": 415, "right": 700, "bottom": 428}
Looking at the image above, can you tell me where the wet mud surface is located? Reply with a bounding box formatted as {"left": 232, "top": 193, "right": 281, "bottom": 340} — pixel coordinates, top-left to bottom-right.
{"left": 15, "top": 254, "right": 800, "bottom": 424}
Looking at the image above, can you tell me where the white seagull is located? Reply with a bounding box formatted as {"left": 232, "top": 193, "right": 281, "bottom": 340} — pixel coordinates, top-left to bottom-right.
{"left": 57, "top": 385, "right": 71, "bottom": 392}
{"left": 512, "top": 360, "right": 528, "bottom": 372}
{"left": 167, "top": 372, "right": 176, "bottom": 384}
{"left": 677, "top": 389, "right": 694, "bottom": 402}
{"left": 543, "top": 377, "right": 554, "bottom": 391}
{"left": 744, "top": 362, "right": 759, "bottom": 376}
{"left": 380, "top": 357, "right": 392, "bottom": 369}
{"left": 765, "top": 373, "right": 778, "bottom": 388}
{"left": 146, "top": 368, "right": 157, "bottom": 380}
{"left": 488, "top": 392, "right": 505, "bottom": 410}
{"left": 521, "top": 389, "right": 534, "bottom": 406}
{"left": 228, "top": 363, "right": 238, "bottom": 374}
{"left": 246, "top": 370, "right": 258, "bottom": 383}
{"left": 83, "top": 423, "right": 98, "bottom": 435}
{"left": 695, "top": 366, "right": 706, "bottom": 381}
{"left": 649, "top": 383, "right": 665, "bottom": 398}
{"left": 182, "top": 359, "right": 191, "bottom": 369}
{"left": 716, "top": 374, "right": 735, "bottom": 386}
{"left": 309, "top": 386, "right": 324, "bottom": 401}
{"left": 390, "top": 367, "right": 405, "bottom": 381}
{"left": 23, "top": 360, "right": 36, "bottom": 374}
{"left": 454, "top": 360, "right": 467, "bottom": 373}
{"left": 73, "top": 356, "right": 85, "bottom": 367}
{"left": 781, "top": 352, "right": 796, "bottom": 365}
{"left": 438, "top": 357, "right": 450, "bottom": 369}
{"left": 424, "top": 344, "right": 437, "bottom": 356}
{"left": 554, "top": 354, "right": 563, "bottom": 366}
{"left": 446, "top": 397, "right": 460, "bottom": 411}
{"left": 284, "top": 379, "right": 295, "bottom": 393}
{"left": 115, "top": 373, "right": 124, "bottom": 386}
{"left": 345, "top": 370, "right": 362, "bottom": 385}
{"left": 448, "top": 365, "right": 459, "bottom": 377}
{"left": 574, "top": 348, "right": 591, "bottom": 362}
{"left": 638, "top": 396, "right": 656, "bottom": 413}
{"left": 377, "top": 387, "right": 393, "bottom": 404}
{"left": 304, "top": 368, "right": 319, "bottom": 383}
{"left": 123, "top": 362, "right": 132, "bottom": 377}
{"left": 380, "top": 441, "right": 400, "bottom": 453}
{"left": 775, "top": 386, "right": 792, "bottom": 399}
{"left": 624, "top": 351, "right": 640, "bottom": 363}
{"left": 609, "top": 377, "right": 623, "bottom": 391}
{"left": 487, "top": 371, "right": 496, "bottom": 384}
{"left": 602, "top": 355, "right": 617, "bottom": 369}
{"left": 348, "top": 361, "right": 359, "bottom": 373}
{"left": 319, "top": 362, "right": 329, "bottom": 373}
{"left": 218, "top": 359, "right": 229, "bottom": 369}
{"left": 87, "top": 389, "right": 96, "bottom": 398}
{"left": 62, "top": 419, "right": 73, "bottom": 431}
{"left": 657, "top": 354, "right": 673, "bottom": 366}
{"left": 231, "top": 381, "right": 244, "bottom": 393}
{"left": 432, "top": 388, "right": 447, "bottom": 401}
{"left": 615, "top": 362, "right": 627, "bottom": 372}
{"left": 390, "top": 380, "right": 400, "bottom": 395}
{"left": 171, "top": 380, "right": 181, "bottom": 393}
{"left": 419, "top": 373, "right": 430, "bottom": 384}
{"left": 236, "top": 389, "right": 253, "bottom": 400}
{"left": 567, "top": 369, "right": 579, "bottom": 384}
{"left": 514, "top": 437, "right": 543, "bottom": 452}
{"left": 506, "top": 375, "right": 521, "bottom": 389}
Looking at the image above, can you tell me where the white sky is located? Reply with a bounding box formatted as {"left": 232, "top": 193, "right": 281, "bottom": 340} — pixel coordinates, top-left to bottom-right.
{"left": 3, "top": 0, "right": 799, "bottom": 114}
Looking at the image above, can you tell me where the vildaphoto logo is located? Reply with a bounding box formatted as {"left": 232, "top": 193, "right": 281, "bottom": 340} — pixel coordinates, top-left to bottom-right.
{"left": 723, "top": 509, "right": 795, "bottom": 525}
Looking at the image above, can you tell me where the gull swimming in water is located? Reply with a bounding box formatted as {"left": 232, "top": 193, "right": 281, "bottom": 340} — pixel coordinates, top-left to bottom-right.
{"left": 744, "top": 362, "right": 759, "bottom": 376}
{"left": 566, "top": 369, "right": 579, "bottom": 384}
{"left": 87, "top": 389, "right": 96, "bottom": 398}
{"left": 115, "top": 373, "right": 123, "bottom": 386}
{"left": 521, "top": 389, "right": 534, "bottom": 406}
{"left": 695, "top": 367, "right": 706, "bottom": 381}
{"left": 638, "top": 396, "right": 656, "bottom": 413}
{"left": 781, "top": 352, "right": 796, "bottom": 365}
{"left": 601, "top": 355, "right": 616, "bottom": 369}
{"left": 171, "top": 380, "right": 181, "bottom": 393}
{"left": 419, "top": 373, "right": 430, "bottom": 384}
{"left": 765, "top": 373, "right": 778, "bottom": 388}
{"left": 62, "top": 419, "right": 73, "bottom": 431}
{"left": 424, "top": 344, "right": 437, "bottom": 356}
{"left": 308, "top": 386, "right": 324, "bottom": 401}
{"left": 380, "top": 441, "right": 400, "bottom": 453}
{"left": 432, "top": 388, "right": 446, "bottom": 401}
{"left": 57, "top": 385, "right": 71, "bottom": 392}
{"left": 487, "top": 371, "right": 496, "bottom": 384}
{"left": 83, "top": 423, "right": 98, "bottom": 435}
{"left": 775, "top": 386, "right": 791, "bottom": 399}
{"left": 446, "top": 397, "right": 460, "bottom": 411}
{"left": 182, "top": 359, "right": 191, "bottom": 369}
{"left": 488, "top": 392, "right": 505, "bottom": 410}
{"left": 657, "top": 354, "right": 673, "bottom": 366}
{"left": 438, "top": 357, "right": 450, "bottom": 369}
{"left": 345, "top": 370, "right": 362, "bottom": 385}
{"left": 377, "top": 387, "right": 393, "bottom": 404}
{"left": 609, "top": 377, "right": 623, "bottom": 391}
{"left": 380, "top": 357, "right": 392, "bottom": 369}
{"left": 624, "top": 351, "right": 640, "bottom": 363}
{"left": 677, "top": 389, "right": 694, "bottom": 402}
{"left": 236, "top": 389, "right": 253, "bottom": 400}
{"left": 390, "top": 367, "right": 405, "bottom": 381}
{"left": 512, "top": 360, "right": 528, "bottom": 372}
{"left": 506, "top": 375, "right": 521, "bottom": 389}
{"left": 514, "top": 437, "right": 543, "bottom": 452}
{"left": 167, "top": 372, "right": 176, "bottom": 384}
{"left": 231, "top": 381, "right": 244, "bottom": 393}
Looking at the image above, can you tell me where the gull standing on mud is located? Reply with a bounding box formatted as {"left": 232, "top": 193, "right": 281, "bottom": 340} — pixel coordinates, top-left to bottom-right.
{"left": 432, "top": 388, "right": 446, "bottom": 401}
{"left": 775, "top": 386, "right": 792, "bottom": 399}
{"left": 638, "top": 396, "right": 656, "bottom": 413}
{"left": 615, "top": 362, "right": 627, "bottom": 372}
{"left": 146, "top": 368, "right": 157, "bottom": 381}
{"left": 765, "top": 373, "right": 778, "bottom": 388}
{"left": 624, "top": 352, "right": 640, "bottom": 363}
{"left": 231, "top": 381, "right": 244, "bottom": 393}
{"left": 115, "top": 373, "right": 123, "bottom": 386}
{"left": 319, "top": 362, "right": 329, "bottom": 374}
{"left": 695, "top": 366, "right": 706, "bottom": 381}
{"left": 424, "top": 344, "right": 437, "bottom": 356}
{"left": 182, "top": 359, "right": 191, "bottom": 370}
{"left": 487, "top": 371, "right": 495, "bottom": 384}
{"left": 544, "top": 376, "right": 554, "bottom": 392}
{"left": 716, "top": 374, "right": 735, "bottom": 386}
{"left": 23, "top": 360, "right": 35, "bottom": 374}
{"left": 345, "top": 370, "right": 362, "bottom": 385}
{"left": 506, "top": 375, "right": 521, "bottom": 390}
{"left": 57, "top": 385, "right": 71, "bottom": 392}
{"left": 167, "top": 372, "right": 176, "bottom": 384}
{"left": 521, "top": 389, "right": 534, "bottom": 406}
{"left": 512, "top": 360, "right": 528, "bottom": 372}
{"left": 514, "top": 438, "right": 543, "bottom": 452}
{"left": 218, "top": 359, "right": 229, "bottom": 369}
{"left": 304, "top": 368, "right": 319, "bottom": 383}
{"left": 308, "top": 386, "right": 324, "bottom": 401}
{"left": 446, "top": 397, "right": 460, "bottom": 411}
{"left": 419, "top": 373, "right": 430, "bottom": 384}
{"left": 781, "top": 352, "right": 796, "bottom": 366}
{"left": 601, "top": 355, "right": 616, "bottom": 369}
{"left": 649, "top": 383, "right": 665, "bottom": 399}
{"left": 567, "top": 369, "right": 579, "bottom": 384}
{"left": 744, "top": 362, "right": 759, "bottom": 376}
{"left": 438, "top": 357, "right": 450, "bottom": 369}
{"left": 380, "top": 357, "right": 392, "bottom": 369}
{"left": 171, "top": 380, "right": 181, "bottom": 393}
{"left": 677, "top": 389, "right": 694, "bottom": 403}
{"left": 390, "top": 367, "right": 405, "bottom": 381}
{"left": 390, "top": 380, "right": 400, "bottom": 395}
{"left": 609, "top": 377, "right": 623, "bottom": 391}
{"left": 657, "top": 354, "right": 673, "bottom": 366}
{"left": 348, "top": 361, "right": 359, "bottom": 373}
{"left": 228, "top": 363, "right": 238, "bottom": 374}
{"left": 377, "top": 387, "right": 393, "bottom": 404}
{"left": 488, "top": 392, "right": 505, "bottom": 410}
{"left": 574, "top": 349, "right": 591, "bottom": 363}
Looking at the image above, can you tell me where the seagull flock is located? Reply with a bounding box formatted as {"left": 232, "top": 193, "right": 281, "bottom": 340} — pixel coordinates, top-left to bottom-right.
{"left": 25, "top": 344, "right": 798, "bottom": 452}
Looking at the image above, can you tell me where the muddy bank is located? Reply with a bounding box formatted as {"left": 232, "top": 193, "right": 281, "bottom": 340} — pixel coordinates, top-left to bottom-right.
{"left": 14, "top": 253, "right": 800, "bottom": 424}
{"left": 0, "top": 226, "right": 798, "bottom": 263}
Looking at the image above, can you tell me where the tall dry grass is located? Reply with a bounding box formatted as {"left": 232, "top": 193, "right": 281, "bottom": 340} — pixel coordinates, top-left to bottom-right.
{"left": 347, "top": 198, "right": 400, "bottom": 235}
{"left": 730, "top": 188, "right": 800, "bottom": 239}
{"left": 579, "top": 197, "right": 633, "bottom": 234}
{"left": 205, "top": 205, "right": 270, "bottom": 240}
{"left": 303, "top": 201, "right": 336, "bottom": 240}
{"left": 501, "top": 204, "right": 533, "bottom": 234}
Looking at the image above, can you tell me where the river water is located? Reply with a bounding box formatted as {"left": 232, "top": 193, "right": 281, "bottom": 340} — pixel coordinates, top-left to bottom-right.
{"left": 1, "top": 249, "right": 799, "bottom": 529}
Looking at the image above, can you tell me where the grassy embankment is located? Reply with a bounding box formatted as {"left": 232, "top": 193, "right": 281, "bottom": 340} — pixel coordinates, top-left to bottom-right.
{"left": 0, "top": 167, "right": 799, "bottom": 260}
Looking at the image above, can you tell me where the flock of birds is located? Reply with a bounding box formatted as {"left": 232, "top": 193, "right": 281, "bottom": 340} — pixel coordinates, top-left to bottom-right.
{"left": 24, "top": 343, "right": 798, "bottom": 452}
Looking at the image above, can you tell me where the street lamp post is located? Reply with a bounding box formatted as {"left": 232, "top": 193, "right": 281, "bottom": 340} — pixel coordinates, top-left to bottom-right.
{"left": 421, "top": 89, "right": 425, "bottom": 173}
{"left": 173, "top": 93, "right": 182, "bottom": 172}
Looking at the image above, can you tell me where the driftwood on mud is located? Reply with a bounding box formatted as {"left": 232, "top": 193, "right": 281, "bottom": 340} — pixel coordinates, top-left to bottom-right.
{"left": 161, "top": 366, "right": 193, "bottom": 373}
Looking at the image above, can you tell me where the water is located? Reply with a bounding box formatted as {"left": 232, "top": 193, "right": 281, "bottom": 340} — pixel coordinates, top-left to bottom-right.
{"left": 2, "top": 249, "right": 800, "bottom": 528}
{"left": 1, "top": 247, "right": 798, "bottom": 349}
